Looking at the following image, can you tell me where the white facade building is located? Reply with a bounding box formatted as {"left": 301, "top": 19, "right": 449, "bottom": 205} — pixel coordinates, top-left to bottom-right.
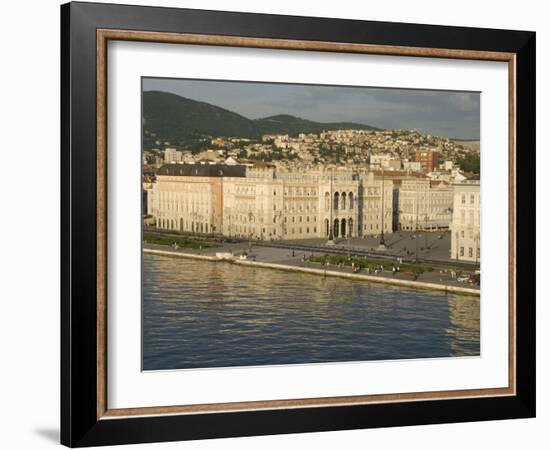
{"left": 164, "top": 148, "right": 183, "bottom": 164}
{"left": 397, "top": 178, "right": 454, "bottom": 230}
{"left": 450, "top": 181, "right": 480, "bottom": 262}
{"left": 150, "top": 164, "right": 392, "bottom": 241}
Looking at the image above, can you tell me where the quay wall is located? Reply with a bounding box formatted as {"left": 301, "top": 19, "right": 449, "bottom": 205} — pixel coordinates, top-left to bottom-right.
{"left": 143, "top": 248, "right": 480, "bottom": 297}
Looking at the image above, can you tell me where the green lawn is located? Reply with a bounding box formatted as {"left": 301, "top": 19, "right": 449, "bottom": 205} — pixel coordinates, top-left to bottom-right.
{"left": 307, "top": 254, "right": 433, "bottom": 274}
{"left": 143, "top": 233, "right": 217, "bottom": 250}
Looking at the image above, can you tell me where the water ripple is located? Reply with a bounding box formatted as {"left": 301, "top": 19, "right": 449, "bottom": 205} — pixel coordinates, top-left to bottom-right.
{"left": 143, "top": 254, "right": 480, "bottom": 370}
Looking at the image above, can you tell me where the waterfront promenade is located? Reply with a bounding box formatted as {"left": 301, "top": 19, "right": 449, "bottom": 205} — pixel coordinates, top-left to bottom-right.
{"left": 143, "top": 239, "right": 480, "bottom": 296}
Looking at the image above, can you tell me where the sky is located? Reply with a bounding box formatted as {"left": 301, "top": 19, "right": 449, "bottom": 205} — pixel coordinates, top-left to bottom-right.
{"left": 143, "top": 78, "right": 480, "bottom": 140}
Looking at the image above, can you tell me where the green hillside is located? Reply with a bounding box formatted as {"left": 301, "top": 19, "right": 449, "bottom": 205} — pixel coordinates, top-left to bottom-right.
{"left": 143, "top": 91, "right": 381, "bottom": 149}
{"left": 143, "top": 91, "right": 257, "bottom": 148}
{"left": 255, "top": 114, "right": 379, "bottom": 135}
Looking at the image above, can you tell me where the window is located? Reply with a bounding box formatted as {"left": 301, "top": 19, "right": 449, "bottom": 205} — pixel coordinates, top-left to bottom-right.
{"left": 461, "top": 230, "right": 465, "bottom": 238}
{"left": 468, "top": 247, "right": 473, "bottom": 257}
{"left": 470, "top": 194, "right": 475, "bottom": 204}
{"left": 461, "top": 194, "right": 466, "bottom": 204}
{"left": 460, "top": 247, "right": 464, "bottom": 256}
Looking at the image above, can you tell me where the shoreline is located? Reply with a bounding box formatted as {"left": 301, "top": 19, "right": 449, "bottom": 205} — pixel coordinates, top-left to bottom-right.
{"left": 143, "top": 248, "right": 480, "bottom": 297}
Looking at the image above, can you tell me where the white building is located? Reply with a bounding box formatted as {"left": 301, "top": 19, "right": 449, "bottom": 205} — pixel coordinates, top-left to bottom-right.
{"left": 450, "top": 181, "right": 480, "bottom": 262}
{"left": 164, "top": 148, "right": 183, "bottom": 164}
{"left": 403, "top": 161, "right": 422, "bottom": 172}
{"left": 397, "top": 178, "right": 454, "bottom": 230}
{"left": 150, "top": 164, "right": 392, "bottom": 241}
{"left": 222, "top": 167, "right": 392, "bottom": 240}
{"left": 369, "top": 154, "right": 394, "bottom": 169}
{"left": 150, "top": 164, "right": 246, "bottom": 235}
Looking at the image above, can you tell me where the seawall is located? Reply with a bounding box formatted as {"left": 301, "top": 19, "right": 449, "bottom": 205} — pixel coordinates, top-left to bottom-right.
{"left": 143, "top": 248, "right": 480, "bottom": 297}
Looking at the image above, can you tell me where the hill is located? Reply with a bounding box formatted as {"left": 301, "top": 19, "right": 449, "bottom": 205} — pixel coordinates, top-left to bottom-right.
{"left": 254, "top": 114, "right": 378, "bottom": 135}
{"left": 143, "top": 91, "right": 381, "bottom": 148}
{"left": 143, "top": 91, "right": 257, "bottom": 148}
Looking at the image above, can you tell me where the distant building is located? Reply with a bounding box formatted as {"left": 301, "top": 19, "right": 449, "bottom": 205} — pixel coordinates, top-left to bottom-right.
{"left": 369, "top": 154, "right": 398, "bottom": 169}
{"left": 415, "top": 150, "right": 441, "bottom": 173}
{"left": 397, "top": 178, "right": 454, "bottom": 231}
{"left": 403, "top": 161, "right": 422, "bottom": 172}
{"left": 150, "top": 164, "right": 246, "bottom": 234}
{"left": 450, "top": 181, "right": 480, "bottom": 262}
{"left": 150, "top": 164, "right": 392, "bottom": 240}
{"left": 164, "top": 148, "right": 183, "bottom": 164}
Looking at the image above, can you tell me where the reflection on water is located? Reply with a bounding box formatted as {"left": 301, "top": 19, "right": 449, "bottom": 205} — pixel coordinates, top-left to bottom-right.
{"left": 142, "top": 254, "right": 480, "bottom": 370}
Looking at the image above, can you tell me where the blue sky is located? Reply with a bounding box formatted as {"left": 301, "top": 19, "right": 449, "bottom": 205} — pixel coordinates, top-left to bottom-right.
{"left": 143, "top": 78, "right": 480, "bottom": 139}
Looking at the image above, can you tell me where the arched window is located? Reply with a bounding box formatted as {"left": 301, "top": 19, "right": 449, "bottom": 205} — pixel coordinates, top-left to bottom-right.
{"left": 349, "top": 192, "right": 354, "bottom": 209}
{"left": 334, "top": 192, "right": 339, "bottom": 210}
{"left": 333, "top": 219, "right": 339, "bottom": 238}
{"left": 324, "top": 192, "right": 330, "bottom": 211}
{"left": 341, "top": 192, "right": 347, "bottom": 210}
{"left": 341, "top": 218, "right": 347, "bottom": 237}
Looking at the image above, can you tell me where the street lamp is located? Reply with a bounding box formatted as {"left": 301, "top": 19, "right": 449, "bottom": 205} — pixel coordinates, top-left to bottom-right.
{"left": 248, "top": 211, "right": 254, "bottom": 249}
{"left": 475, "top": 231, "right": 480, "bottom": 268}
{"left": 379, "top": 167, "right": 386, "bottom": 248}
{"left": 326, "top": 168, "right": 335, "bottom": 246}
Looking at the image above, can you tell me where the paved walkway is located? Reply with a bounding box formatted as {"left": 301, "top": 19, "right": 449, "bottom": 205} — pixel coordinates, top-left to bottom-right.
{"left": 144, "top": 240, "right": 479, "bottom": 292}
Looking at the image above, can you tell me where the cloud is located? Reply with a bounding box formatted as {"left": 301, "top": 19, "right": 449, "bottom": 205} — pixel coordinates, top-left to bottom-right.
{"left": 143, "top": 78, "right": 480, "bottom": 139}
{"left": 450, "top": 93, "right": 480, "bottom": 112}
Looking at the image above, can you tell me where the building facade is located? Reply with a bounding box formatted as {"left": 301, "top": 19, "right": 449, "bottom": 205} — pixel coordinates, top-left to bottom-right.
{"left": 149, "top": 164, "right": 246, "bottom": 234}
{"left": 397, "top": 178, "right": 454, "bottom": 231}
{"left": 449, "top": 181, "right": 480, "bottom": 262}
{"left": 415, "top": 149, "right": 441, "bottom": 173}
{"left": 149, "top": 164, "right": 392, "bottom": 241}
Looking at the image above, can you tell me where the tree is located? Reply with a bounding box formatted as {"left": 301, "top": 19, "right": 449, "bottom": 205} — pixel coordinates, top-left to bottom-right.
{"left": 456, "top": 154, "right": 480, "bottom": 174}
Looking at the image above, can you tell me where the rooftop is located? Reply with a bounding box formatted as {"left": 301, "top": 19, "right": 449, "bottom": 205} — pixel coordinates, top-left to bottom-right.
{"left": 156, "top": 163, "right": 246, "bottom": 178}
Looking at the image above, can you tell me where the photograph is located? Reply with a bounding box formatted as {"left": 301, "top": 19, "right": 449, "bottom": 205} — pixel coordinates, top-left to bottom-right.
{"left": 54, "top": 1, "right": 536, "bottom": 447}
{"left": 141, "top": 78, "right": 481, "bottom": 371}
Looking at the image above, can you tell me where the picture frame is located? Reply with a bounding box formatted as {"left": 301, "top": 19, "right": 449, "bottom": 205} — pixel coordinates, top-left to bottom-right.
{"left": 61, "top": 1, "right": 536, "bottom": 447}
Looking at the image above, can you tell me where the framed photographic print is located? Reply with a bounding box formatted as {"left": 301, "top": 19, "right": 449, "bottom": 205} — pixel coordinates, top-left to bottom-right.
{"left": 61, "top": 1, "right": 536, "bottom": 447}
